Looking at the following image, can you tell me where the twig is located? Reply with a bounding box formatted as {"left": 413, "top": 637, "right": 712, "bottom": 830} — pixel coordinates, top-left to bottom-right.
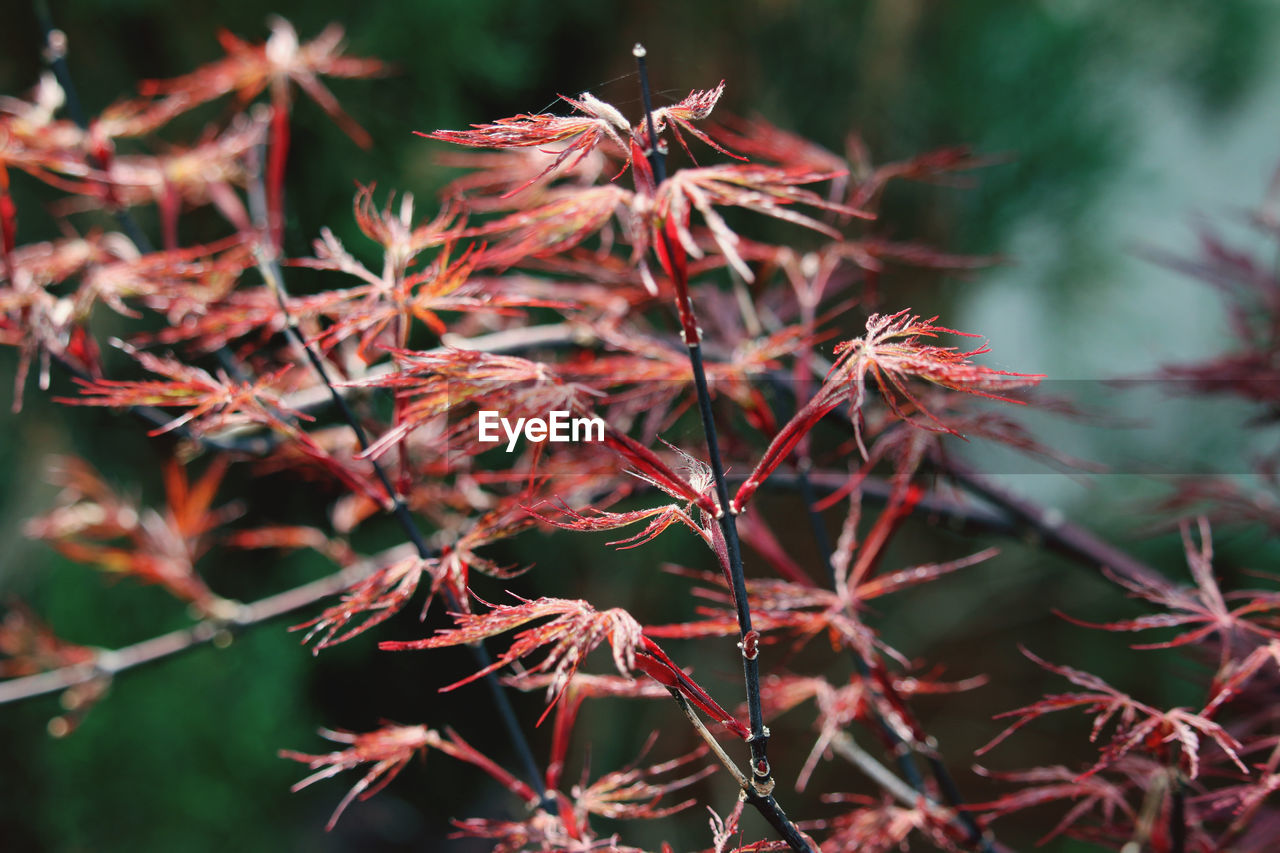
{"left": 760, "top": 470, "right": 1016, "bottom": 539}
{"left": 669, "top": 688, "right": 750, "bottom": 791}
{"left": 830, "top": 732, "right": 1017, "bottom": 853}
{"left": 668, "top": 688, "right": 816, "bottom": 851}
{"left": 781, "top": 458, "right": 994, "bottom": 852}
{"left": 0, "top": 543, "right": 415, "bottom": 705}
{"left": 830, "top": 730, "right": 925, "bottom": 809}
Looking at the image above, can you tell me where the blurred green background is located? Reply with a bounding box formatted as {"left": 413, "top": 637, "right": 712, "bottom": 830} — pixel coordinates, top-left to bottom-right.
{"left": 2, "top": 0, "right": 1279, "bottom": 850}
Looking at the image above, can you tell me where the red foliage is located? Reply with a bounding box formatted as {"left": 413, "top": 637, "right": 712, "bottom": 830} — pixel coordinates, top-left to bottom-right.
{"left": 6, "top": 18, "right": 1280, "bottom": 853}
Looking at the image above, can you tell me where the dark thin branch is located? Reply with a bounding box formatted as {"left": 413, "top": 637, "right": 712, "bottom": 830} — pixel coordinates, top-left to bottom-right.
{"left": 250, "top": 136, "right": 547, "bottom": 801}
{"left": 635, "top": 43, "right": 807, "bottom": 852}
{"left": 260, "top": 255, "right": 431, "bottom": 555}
{"left": 633, "top": 44, "right": 667, "bottom": 186}
{"left": 777, "top": 445, "right": 994, "bottom": 852}
{"left": 35, "top": 1, "right": 154, "bottom": 253}
{"left": 33, "top": 1, "right": 85, "bottom": 130}
{"left": 1170, "top": 775, "right": 1186, "bottom": 853}
{"left": 924, "top": 750, "right": 995, "bottom": 853}
{"left": 743, "top": 786, "right": 814, "bottom": 852}
{"left": 936, "top": 456, "right": 1168, "bottom": 589}
{"left": 256, "top": 249, "right": 549, "bottom": 804}
{"left": 785, "top": 470, "right": 1016, "bottom": 537}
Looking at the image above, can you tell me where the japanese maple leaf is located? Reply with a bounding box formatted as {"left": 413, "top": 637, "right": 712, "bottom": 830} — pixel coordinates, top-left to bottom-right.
{"left": 343, "top": 348, "right": 599, "bottom": 460}
{"left": 648, "top": 545, "right": 995, "bottom": 671}
{"left": 424, "top": 79, "right": 738, "bottom": 207}
{"left": 573, "top": 743, "right": 714, "bottom": 822}
{"left": 530, "top": 442, "right": 719, "bottom": 550}
{"left": 968, "top": 764, "right": 1137, "bottom": 846}
{"left": 502, "top": 670, "right": 670, "bottom": 701}
{"left": 529, "top": 500, "right": 705, "bottom": 550}
{"left": 467, "top": 184, "right": 636, "bottom": 270}
{"left": 655, "top": 163, "right": 868, "bottom": 283}
{"left": 0, "top": 599, "right": 95, "bottom": 678}
{"left": 978, "top": 647, "right": 1247, "bottom": 780}
{"left": 0, "top": 75, "right": 96, "bottom": 186}
{"left": 759, "top": 669, "right": 986, "bottom": 792}
{"left": 282, "top": 724, "right": 436, "bottom": 830}
{"left": 282, "top": 723, "right": 537, "bottom": 831}
{"left": 58, "top": 340, "right": 300, "bottom": 437}
{"left": 1145, "top": 226, "right": 1280, "bottom": 413}
{"left": 348, "top": 183, "right": 461, "bottom": 268}
{"left": 1059, "top": 519, "right": 1280, "bottom": 675}
{"left": 845, "top": 142, "right": 993, "bottom": 211}
{"left": 638, "top": 80, "right": 741, "bottom": 163}
{"left": 286, "top": 185, "right": 568, "bottom": 360}
{"left": 137, "top": 17, "right": 385, "bottom": 147}
{"left": 294, "top": 549, "right": 435, "bottom": 650}
{"left": 23, "top": 456, "right": 237, "bottom": 613}
{"left": 435, "top": 146, "right": 614, "bottom": 207}
{"left": 295, "top": 237, "right": 492, "bottom": 357}
{"left": 56, "top": 116, "right": 266, "bottom": 233}
{"left": 1198, "top": 740, "right": 1280, "bottom": 841}
{"left": 298, "top": 499, "right": 534, "bottom": 649}
{"left": 383, "top": 595, "right": 747, "bottom": 738}
{"left": 0, "top": 233, "right": 132, "bottom": 407}
{"left": 381, "top": 596, "right": 645, "bottom": 714}
{"left": 421, "top": 91, "right": 633, "bottom": 197}
{"left": 1204, "top": 638, "right": 1280, "bottom": 717}
{"left": 734, "top": 310, "right": 1042, "bottom": 511}
{"left": 818, "top": 796, "right": 964, "bottom": 853}
{"left": 78, "top": 237, "right": 254, "bottom": 322}
{"left": 709, "top": 113, "right": 847, "bottom": 176}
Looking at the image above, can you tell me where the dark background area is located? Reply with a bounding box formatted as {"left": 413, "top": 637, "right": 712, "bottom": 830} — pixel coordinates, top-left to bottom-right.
{"left": 2, "top": 1, "right": 1279, "bottom": 850}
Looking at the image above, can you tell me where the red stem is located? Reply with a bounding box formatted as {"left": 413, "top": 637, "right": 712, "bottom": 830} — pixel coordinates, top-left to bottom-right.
{"left": 268, "top": 81, "right": 292, "bottom": 252}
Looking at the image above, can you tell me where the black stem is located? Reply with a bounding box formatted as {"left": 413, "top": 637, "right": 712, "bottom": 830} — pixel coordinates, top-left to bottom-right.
{"left": 743, "top": 789, "right": 812, "bottom": 852}
{"left": 775, "top": 408, "right": 991, "bottom": 851}
{"left": 925, "top": 751, "right": 995, "bottom": 853}
{"left": 634, "top": 45, "right": 667, "bottom": 185}
{"left": 688, "top": 344, "right": 768, "bottom": 764}
{"left": 1170, "top": 772, "right": 1186, "bottom": 853}
{"left": 35, "top": 1, "right": 154, "bottom": 254}
{"left": 261, "top": 256, "right": 549, "bottom": 806}
{"left": 635, "top": 44, "right": 809, "bottom": 851}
